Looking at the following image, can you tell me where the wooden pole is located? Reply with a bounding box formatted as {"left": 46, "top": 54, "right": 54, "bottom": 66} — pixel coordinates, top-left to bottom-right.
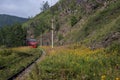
{"left": 51, "top": 19, "right": 54, "bottom": 48}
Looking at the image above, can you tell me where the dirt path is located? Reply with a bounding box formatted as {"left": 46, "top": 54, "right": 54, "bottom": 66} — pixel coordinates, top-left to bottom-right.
{"left": 13, "top": 50, "right": 46, "bottom": 80}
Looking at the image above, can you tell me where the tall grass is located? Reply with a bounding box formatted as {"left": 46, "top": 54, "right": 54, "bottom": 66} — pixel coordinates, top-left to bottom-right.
{"left": 0, "top": 47, "right": 42, "bottom": 80}
{"left": 27, "top": 45, "right": 120, "bottom": 80}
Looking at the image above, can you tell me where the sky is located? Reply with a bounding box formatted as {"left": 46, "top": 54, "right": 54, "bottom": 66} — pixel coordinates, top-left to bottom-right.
{"left": 0, "top": 0, "right": 59, "bottom": 18}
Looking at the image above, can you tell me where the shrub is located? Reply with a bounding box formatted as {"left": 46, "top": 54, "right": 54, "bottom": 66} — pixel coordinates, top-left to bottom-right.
{"left": 0, "top": 49, "right": 12, "bottom": 56}
{"left": 58, "top": 33, "right": 64, "bottom": 41}
{"left": 106, "top": 42, "right": 120, "bottom": 54}
{"left": 70, "top": 16, "right": 78, "bottom": 27}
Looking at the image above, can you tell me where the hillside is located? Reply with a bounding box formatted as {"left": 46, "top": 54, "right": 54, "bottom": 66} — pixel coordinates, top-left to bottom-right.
{"left": 24, "top": 0, "right": 120, "bottom": 48}
{"left": 0, "top": 14, "right": 28, "bottom": 27}
{"left": 0, "top": 0, "right": 119, "bottom": 79}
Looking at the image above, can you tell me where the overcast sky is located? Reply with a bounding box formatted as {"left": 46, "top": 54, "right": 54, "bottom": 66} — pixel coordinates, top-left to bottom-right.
{"left": 0, "top": 0, "right": 59, "bottom": 18}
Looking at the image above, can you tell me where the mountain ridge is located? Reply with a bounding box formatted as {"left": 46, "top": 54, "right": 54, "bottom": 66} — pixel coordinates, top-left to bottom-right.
{"left": 0, "top": 14, "right": 28, "bottom": 27}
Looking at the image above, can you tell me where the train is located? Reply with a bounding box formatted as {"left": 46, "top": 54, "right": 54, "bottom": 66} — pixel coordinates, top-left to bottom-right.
{"left": 26, "top": 39, "right": 38, "bottom": 48}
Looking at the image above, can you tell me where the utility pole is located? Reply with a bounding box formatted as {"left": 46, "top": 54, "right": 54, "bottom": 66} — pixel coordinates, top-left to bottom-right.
{"left": 51, "top": 18, "right": 54, "bottom": 48}
{"left": 51, "top": 0, "right": 54, "bottom": 48}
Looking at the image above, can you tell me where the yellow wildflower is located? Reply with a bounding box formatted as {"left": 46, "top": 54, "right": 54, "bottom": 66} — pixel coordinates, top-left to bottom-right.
{"left": 116, "top": 78, "right": 119, "bottom": 80}
{"left": 101, "top": 75, "right": 106, "bottom": 80}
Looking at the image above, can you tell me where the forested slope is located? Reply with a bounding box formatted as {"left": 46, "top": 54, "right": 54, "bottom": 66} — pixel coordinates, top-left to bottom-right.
{"left": 23, "top": 0, "right": 120, "bottom": 48}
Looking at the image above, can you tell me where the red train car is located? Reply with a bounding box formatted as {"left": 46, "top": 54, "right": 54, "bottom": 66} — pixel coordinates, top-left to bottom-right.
{"left": 27, "top": 39, "right": 38, "bottom": 48}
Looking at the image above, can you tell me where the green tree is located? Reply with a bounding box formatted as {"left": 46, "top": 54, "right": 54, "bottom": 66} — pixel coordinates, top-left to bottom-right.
{"left": 12, "top": 24, "right": 26, "bottom": 47}
{"left": 41, "top": 1, "right": 50, "bottom": 12}
{"left": 0, "top": 24, "right": 26, "bottom": 47}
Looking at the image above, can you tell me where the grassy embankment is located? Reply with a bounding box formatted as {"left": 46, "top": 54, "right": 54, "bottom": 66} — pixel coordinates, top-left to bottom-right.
{"left": 26, "top": 43, "right": 120, "bottom": 80}
{"left": 0, "top": 47, "right": 42, "bottom": 80}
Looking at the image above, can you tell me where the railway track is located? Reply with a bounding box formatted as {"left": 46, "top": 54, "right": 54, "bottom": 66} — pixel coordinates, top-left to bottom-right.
{"left": 8, "top": 50, "right": 46, "bottom": 80}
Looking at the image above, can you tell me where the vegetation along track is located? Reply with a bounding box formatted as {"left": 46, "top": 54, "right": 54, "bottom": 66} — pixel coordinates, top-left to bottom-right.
{"left": 8, "top": 49, "right": 46, "bottom": 80}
